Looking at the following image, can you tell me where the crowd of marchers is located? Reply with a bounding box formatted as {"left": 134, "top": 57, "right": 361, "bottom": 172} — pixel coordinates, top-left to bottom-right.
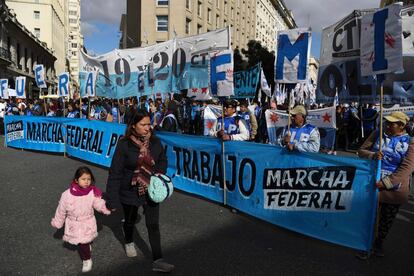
{"left": 0, "top": 94, "right": 397, "bottom": 153}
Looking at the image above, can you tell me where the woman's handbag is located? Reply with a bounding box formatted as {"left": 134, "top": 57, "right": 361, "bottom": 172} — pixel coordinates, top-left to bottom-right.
{"left": 147, "top": 173, "right": 174, "bottom": 203}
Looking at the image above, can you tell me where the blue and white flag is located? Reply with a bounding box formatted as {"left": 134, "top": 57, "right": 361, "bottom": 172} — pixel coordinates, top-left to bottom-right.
{"left": 210, "top": 49, "right": 234, "bottom": 97}
{"left": 203, "top": 105, "right": 222, "bottom": 136}
{"left": 260, "top": 68, "right": 272, "bottom": 97}
{"left": 360, "top": 3, "right": 403, "bottom": 76}
{"left": 275, "top": 28, "right": 312, "bottom": 83}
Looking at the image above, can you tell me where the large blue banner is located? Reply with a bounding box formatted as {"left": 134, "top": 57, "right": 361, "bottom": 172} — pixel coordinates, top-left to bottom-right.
{"left": 4, "top": 116, "right": 67, "bottom": 153}
{"left": 157, "top": 133, "right": 378, "bottom": 251}
{"left": 4, "top": 116, "right": 125, "bottom": 167}
{"left": 4, "top": 116, "right": 378, "bottom": 251}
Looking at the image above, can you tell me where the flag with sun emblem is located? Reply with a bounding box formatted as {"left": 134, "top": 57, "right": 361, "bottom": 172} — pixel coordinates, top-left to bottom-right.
{"left": 266, "top": 107, "right": 336, "bottom": 150}
{"left": 203, "top": 105, "right": 223, "bottom": 136}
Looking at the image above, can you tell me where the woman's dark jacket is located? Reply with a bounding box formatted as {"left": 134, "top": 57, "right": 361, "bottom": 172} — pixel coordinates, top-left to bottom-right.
{"left": 106, "top": 134, "right": 167, "bottom": 208}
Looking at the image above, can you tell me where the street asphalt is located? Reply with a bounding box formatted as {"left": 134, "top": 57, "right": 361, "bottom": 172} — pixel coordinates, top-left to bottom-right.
{"left": 0, "top": 135, "right": 413, "bottom": 276}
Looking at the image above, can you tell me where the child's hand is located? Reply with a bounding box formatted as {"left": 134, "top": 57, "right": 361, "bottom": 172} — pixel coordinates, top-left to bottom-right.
{"left": 51, "top": 218, "right": 62, "bottom": 229}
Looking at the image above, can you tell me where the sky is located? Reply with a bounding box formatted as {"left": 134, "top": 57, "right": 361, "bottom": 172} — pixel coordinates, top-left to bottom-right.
{"left": 81, "top": 0, "right": 379, "bottom": 58}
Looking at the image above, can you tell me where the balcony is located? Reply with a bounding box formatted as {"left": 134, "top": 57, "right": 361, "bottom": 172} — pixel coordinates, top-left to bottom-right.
{"left": 0, "top": 47, "right": 11, "bottom": 65}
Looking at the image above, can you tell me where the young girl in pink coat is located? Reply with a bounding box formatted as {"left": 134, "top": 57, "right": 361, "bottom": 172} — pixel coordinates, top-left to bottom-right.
{"left": 51, "top": 166, "right": 111, "bottom": 273}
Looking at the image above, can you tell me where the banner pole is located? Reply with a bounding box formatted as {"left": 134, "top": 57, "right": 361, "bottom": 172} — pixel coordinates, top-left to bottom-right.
{"left": 360, "top": 105, "right": 365, "bottom": 140}
{"left": 79, "top": 97, "right": 83, "bottom": 119}
{"left": 221, "top": 101, "right": 227, "bottom": 206}
{"left": 42, "top": 88, "right": 47, "bottom": 116}
{"left": 287, "top": 89, "right": 291, "bottom": 134}
{"left": 372, "top": 77, "right": 384, "bottom": 255}
{"left": 88, "top": 97, "right": 91, "bottom": 120}
{"left": 117, "top": 99, "right": 121, "bottom": 123}
{"left": 63, "top": 97, "right": 66, "bottom": 117}
{"left": 63, "top": 123, "right": 67, "bottom": 158}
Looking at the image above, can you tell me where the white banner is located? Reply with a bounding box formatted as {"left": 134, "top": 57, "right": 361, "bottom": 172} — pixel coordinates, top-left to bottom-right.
{"left": 360, "top": 3, "right": 403, "bottom": 76}
{"left": 402, "top": 6, "right": 414, "bottom": 56}
{"left": 319, "top": 10, "right": 374, "bottom": 66}
{"left": 260, "top": 68, "right": 272, "bottom": 97}
{"left": 79, "top": 27, "right": 231, "bottom": 99}
{"left": 8, "top": 89, "right": 17, "bottom": 97}
{"left": 187, "top": 87, "right": 212, "bottom": 101}
{"left": 265, "top": 106, "right": 336, "bottom": 129}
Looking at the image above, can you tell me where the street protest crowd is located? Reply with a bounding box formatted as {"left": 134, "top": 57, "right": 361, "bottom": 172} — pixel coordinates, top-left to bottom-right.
{"left": 3, "top": 93, "right": 414, "bottom": 273}
{"left": 0, "top": 94, "right": 389, "bottom": 152}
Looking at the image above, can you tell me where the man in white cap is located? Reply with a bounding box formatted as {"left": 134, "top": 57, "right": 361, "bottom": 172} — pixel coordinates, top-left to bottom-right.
{"left": 277, "top": 105, "right": 320, "bottom": 153}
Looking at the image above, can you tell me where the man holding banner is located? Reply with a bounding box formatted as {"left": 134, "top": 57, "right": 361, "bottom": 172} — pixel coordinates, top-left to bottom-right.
{"left": 209, "top": 100, "right": 249, "bottom": 141}
{"left": 277, "top": 105, "right": 320, "bottom": 153}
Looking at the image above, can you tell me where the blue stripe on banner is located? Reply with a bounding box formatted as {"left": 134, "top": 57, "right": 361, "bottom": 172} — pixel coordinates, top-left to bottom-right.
{"left": 4, "top": 116, "right": 378, "bottom": 251}
{"left": 80, "top": 62, "right": 210, "bottom": 98}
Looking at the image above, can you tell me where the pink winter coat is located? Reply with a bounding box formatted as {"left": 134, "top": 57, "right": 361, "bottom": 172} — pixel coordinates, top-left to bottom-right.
{"left": 51, "top": 189, "right": 111, "bottom": 245}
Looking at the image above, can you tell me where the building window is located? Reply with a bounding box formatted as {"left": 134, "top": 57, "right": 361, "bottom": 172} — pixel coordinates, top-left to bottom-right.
{"left": 157, "top": 0, "right": 169, "bottom": 5}
{"left": 185, "top": 18, "right": 191, "bottom": 34}
{"left": 17, "top": 43, "right": 21, "bottom": 69}
{"left": 186, "top": 0, "right": 191, "bottom": 9}
{"left": 71, "top": 43, "right": 77, "bottom": 48}
{"left": 207, "top": 8, "right": 212, "bottom": 22}
{"left": 69, "top": 19, "right": 77, "bottom": 24}
{"left": 224, "top": 1, "right": 227, "bottom": 14}
{"left": 69, "top": 10, "right": 77, "bottom": 16}
{"left": 216, "top": 15, "right": 220, "bottom": 27}
{"left": 156, "top": 16, "right": 168, "bottom": 32}
{"left": 197, "top": 1, "right": 202, "bottom": 17}
{"left": 33, "top": 11, "right": 40, "bottom": 19}
{"left": 197, "top": 24, "right": 202, "bottom": 34}
{"left": 34, "top": 28, "right": 40, "bottom": 38}
{"left": 24, "top": 48, "right": 28, "bottom": 71}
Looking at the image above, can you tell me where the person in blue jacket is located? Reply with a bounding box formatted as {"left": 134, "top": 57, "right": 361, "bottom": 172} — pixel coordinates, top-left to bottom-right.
{"left": 209, "top": 100, "right": 249, "bottom": 141}
{"left": 277, "top": 105, "right": 320, "bottom": 153}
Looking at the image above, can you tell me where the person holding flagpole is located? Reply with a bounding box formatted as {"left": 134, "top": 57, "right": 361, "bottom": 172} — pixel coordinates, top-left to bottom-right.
{"left": 277, "top": 105, "right": 320, "bottom": 153}
{"left": 358, "top": 111, "right": 414, "bottom": 258}
{"left": 209, "top": 100, "right": 250, "bottom": 141}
